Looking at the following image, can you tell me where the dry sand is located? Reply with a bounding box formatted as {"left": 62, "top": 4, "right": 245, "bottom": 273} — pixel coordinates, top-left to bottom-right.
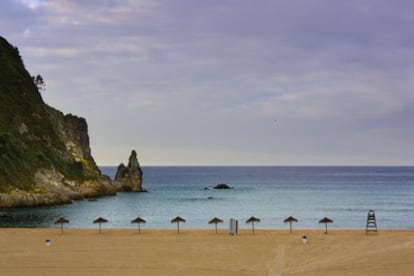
{"left": 0, "top": 228, "right": 413, "bottom": 275}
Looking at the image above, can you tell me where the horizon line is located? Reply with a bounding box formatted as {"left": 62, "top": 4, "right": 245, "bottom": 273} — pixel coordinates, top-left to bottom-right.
{"left": 98, "top": 164, "right": 414, "bottom": 167}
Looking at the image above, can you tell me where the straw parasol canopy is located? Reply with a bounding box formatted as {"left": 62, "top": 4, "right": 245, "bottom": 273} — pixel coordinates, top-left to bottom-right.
{"left": 131, "top": 217, "right": 146, "bottom": 233}
{"left": 93, "top": 217, "right": 108, "bottom": 234}
{"left": 284, "top": 216, "right": 298, "bottom": 233}
{"left": 54, "top": 217, "right": 69, "bottom": 234}
{"left": 171, "top": 216, "right": 186, "bottom": 234}
{"left": 319, "top": 217, "right": 333, "bottom": 234}
{"left": 208, "top": 217, "right": 223, "bottom": 234}
{"left": 246, "top": 216, "right": 261, "bottom": 234}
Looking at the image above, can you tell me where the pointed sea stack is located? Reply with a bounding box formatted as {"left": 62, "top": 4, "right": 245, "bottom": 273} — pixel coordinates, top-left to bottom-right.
{"left": 114, "top": 150, "right": 146, "bottom": 192}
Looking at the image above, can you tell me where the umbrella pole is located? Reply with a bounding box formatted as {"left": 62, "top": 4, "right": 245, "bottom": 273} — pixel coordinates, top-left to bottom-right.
{"left": 325, "top": 223, "right": 328, "bottom": 234}
{"left": 177, "top": 222, "right": 180, "bottom": 234}
{"left": 138, "top": 223, "right": 141, "bottom": 234}
{"left": 99, "top": 223, "right": 102, "bottom": 234}
{"left": 61, "top": 223, "right": 63, "bottom": 234}
{"left": 215, "top": 223, "right": 218, "bottom": 234}
{"left": 252, "top": 221, "right": 255, "bottom": 235}
{"left": 290, "top": 222, "right": 292, "bottom": 233}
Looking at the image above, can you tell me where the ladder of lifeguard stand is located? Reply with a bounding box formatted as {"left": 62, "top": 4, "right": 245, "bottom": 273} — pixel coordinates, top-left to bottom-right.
{"left": 366, "top": 210, "right": 377, "bottom": 232}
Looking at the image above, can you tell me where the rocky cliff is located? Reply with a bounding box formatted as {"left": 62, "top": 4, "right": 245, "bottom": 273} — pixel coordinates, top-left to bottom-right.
{"left": 0, "top": 36, "right": 117, "bottom": 207}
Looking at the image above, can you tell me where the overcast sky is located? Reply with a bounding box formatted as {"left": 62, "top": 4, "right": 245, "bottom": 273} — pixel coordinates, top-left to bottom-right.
{"left": 1, "top": 0, "right": 413, "bottom": 166}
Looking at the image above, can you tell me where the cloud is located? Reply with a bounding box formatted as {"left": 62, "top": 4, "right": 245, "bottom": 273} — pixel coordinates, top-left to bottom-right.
{"left": 1, "top": 0, "right": 414, "bottom": 165}
{"left": 258, "top": 68, "right": 410, "bottom": 121}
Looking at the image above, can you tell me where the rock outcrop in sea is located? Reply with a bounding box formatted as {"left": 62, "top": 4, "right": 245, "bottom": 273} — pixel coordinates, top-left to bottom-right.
{"left": 213, "top": 183, "right": 232, "bottom": 189}
{"left": 114, "top": 150, "right": 146, "bottom": 192}
{"left": 0, "top": 36, "right": 127, "bottom": 207}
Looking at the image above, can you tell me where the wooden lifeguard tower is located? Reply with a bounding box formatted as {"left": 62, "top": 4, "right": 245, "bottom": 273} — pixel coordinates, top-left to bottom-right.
{"left": 366, "top": 210, "right": 378, "bottom": 233}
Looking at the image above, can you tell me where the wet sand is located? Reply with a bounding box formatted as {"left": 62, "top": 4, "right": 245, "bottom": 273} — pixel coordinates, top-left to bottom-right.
{"left": 0, "top": 228, "right": 413, "bottom": 275}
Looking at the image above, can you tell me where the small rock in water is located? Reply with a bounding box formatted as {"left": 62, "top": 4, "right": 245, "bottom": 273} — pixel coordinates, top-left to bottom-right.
{"left": 213, "top": 183, "right": 232, "bottom": 189}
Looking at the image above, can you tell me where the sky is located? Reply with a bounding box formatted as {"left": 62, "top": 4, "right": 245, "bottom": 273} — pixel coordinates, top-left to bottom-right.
{"left": 1, "top": 0, "right": 414, "bottom": 166}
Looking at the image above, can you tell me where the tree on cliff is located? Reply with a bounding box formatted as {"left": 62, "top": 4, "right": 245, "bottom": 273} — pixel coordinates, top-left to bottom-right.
{"left": 32, "top": 74, "right": 46, "bottom": 91}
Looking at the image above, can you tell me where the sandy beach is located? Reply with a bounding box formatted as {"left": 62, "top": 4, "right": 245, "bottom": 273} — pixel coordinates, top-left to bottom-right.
{"left": 0, "top": 228, "right": 413, "bottom": 276}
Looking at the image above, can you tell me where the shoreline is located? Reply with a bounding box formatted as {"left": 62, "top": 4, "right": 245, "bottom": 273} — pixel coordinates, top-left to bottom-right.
{"left": 1, "top": 227, "right": 413, "bottom": 234}
{"left": 1, "top": 227, "right": 413, "bottom": 231}
{"left": 1, "top": 228, "right": 413, "bottom": 275}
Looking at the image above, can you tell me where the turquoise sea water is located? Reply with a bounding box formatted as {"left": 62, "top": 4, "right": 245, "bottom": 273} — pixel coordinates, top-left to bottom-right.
{"left": 1, "top": 166, "right": 413, "bottom": 230}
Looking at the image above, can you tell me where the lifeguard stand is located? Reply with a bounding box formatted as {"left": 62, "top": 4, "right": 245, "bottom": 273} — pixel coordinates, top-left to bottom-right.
{"left": 366, "top": 210, "right": 378, "bottom": 233}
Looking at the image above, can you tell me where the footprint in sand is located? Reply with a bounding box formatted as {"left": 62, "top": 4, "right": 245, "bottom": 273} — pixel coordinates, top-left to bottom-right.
{"left": 267, "top": 244, "right": 286, "bottom": 276}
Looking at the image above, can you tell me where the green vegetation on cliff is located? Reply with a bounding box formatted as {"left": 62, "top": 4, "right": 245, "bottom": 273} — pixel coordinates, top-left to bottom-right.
{"left": 0, "top": 36, "right": 99, "bottom": 193}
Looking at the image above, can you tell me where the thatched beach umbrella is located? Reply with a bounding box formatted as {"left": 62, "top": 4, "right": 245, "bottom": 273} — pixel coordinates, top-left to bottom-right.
{"left": 171, "top": 216, "right": 186, "bottom": 234}
{"left": 246, "top": 216, "right": 261, "bottom": 235}
{"left": 208, "top": 217, "right": 223, "bottom": 234}
{"left": 131, "top": 217, "right": 146, "bottom": 233}
{"left": 319, "top": 217, "right": 333, "bottom": 234}
{"left": 54, "top": 217, "right": 69, "bottom": 234}
{"left": 93, "top": 217, "right": 108, "bottom": 234}
{"left": 284, "top": 216, "right": 298, "bottom": 233}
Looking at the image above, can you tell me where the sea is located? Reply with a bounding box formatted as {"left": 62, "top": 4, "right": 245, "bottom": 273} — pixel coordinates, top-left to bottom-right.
{"left": 1, "top": 166, "right": 413, "bottom": 230}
